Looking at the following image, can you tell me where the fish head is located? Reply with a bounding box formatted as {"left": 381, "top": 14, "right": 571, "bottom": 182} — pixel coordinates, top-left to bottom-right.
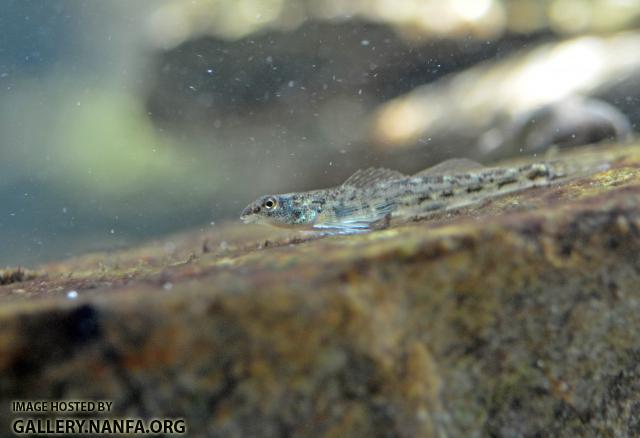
{"left": 240, "top": 193, "right": 318, "bottom": 228}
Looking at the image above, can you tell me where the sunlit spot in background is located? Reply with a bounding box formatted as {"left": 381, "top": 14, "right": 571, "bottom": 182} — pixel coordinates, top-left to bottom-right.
{"left": 372, "top": 33, "right": 640, "bottom": 148}
{"left": 549, "top": 0, "right": 592, "bottom": 33}
{"left": 452, "top": 0, "right": 494, "bottom": 22}
{"left": 509, "top": 37, "right": 606, "bottom": 108}
{"left": 367, "top": 0, "right": 505, "bottom": 38}
{"left": 142, "top": 0, "right": 640, "bottom": 50}
{"left": 236, "top": 0, "right": 285, "bottom": 32}
{"left": 148, "top": 4, "right": 191, "bottom": 49}
{"left": 371, "top": 0, "right": 417, "bottom": 23}
{"left": 508, "top": 0, "right": 547, "bottom": 33}
{"left": 375, "top": 99, "right": 436, "bottom": 146}
{"left": 147, "top": 0, "right": 286, "bottom": 48}
{"left": 143, "top": 0, "right": 515, "bottom": 47}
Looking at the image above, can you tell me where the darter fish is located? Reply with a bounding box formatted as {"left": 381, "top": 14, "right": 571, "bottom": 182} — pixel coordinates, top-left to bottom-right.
{"left": 240, "top": 158, "right": 599, "bottom": 234}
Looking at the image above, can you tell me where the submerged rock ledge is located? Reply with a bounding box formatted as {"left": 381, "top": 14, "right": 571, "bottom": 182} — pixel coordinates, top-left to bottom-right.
{"left": 2, "top": 144, "right": 640, "bottom": 436}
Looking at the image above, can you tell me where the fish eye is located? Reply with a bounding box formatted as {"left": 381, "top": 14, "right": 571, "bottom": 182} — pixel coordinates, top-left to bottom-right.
{"left": 263, "top": 197, "right": 277, "bottom": 210}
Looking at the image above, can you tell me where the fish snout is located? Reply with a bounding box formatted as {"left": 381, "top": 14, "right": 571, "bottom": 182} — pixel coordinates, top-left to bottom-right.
{"left": 240, "top": 205, "right": 252, "bottom": 217}
{"left": 240, "top": 203, "right": 261, "bottom": 223}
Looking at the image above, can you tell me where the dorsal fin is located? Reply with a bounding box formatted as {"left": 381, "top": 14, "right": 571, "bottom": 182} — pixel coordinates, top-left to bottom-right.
{"left": 415, "top": 158, "right": 485, "bottom": 177}
{"left": 341, "top": 167, "right": 406, "bottom": 189}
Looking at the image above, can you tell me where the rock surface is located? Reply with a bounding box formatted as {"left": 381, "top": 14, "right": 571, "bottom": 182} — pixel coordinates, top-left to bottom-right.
{"left": 2, "top": 144, "right": 640, "bottom": 436}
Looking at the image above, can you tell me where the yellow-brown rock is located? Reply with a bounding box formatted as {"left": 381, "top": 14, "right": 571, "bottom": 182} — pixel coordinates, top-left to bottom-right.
{"left": 2, "top": 144, "right": 640, "bottom": 436}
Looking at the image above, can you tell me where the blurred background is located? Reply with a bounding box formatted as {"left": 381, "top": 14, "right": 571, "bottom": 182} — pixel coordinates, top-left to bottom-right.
{"left": 1, "top": 0, "right": 638, "bottom": 266}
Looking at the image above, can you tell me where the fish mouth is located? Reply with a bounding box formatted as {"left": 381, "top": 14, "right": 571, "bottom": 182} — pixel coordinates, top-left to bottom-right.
{"left": 240, "top": 205, "right": 257, "bottom": 224}
{"left": 240, "top": 214, "right": 258, "bottom": 224}
{"left": 241, "top": 213, "right": 292, "bottom": 228}
{"left": 240, "top": 209, "right": 265, "bottom": 224}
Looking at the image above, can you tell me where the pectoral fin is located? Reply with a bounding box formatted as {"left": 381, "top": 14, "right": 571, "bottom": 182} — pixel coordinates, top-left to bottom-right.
{"left": 313, "top": 200, "right": 395, "bottom": 234}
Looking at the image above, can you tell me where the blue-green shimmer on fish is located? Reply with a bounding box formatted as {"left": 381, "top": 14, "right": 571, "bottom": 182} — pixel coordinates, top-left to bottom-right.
{"left": 240, "top": 158, "right": 585, "bottom": 233}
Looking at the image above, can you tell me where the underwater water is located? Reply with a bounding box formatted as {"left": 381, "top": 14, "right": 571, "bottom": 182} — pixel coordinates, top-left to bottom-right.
{"left": 1, "top": 0, "right": 638, "bottom": 266}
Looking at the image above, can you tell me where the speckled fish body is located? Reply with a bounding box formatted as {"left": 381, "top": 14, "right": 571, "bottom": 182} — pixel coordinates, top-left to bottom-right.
{"left": 385, "top": 162, "right": 563, "bottom": 218}
{"left": 240, "top": 158, "right": 587, "bottom": 233}
{"left": 312, "top": 162, "right": 562, "bottom": 230}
